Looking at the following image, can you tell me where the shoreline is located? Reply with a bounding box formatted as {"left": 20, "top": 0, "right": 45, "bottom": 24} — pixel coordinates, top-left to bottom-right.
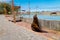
{"left": 5, "top": 15, "right": 60, "bottom": 33}
{"left": 5, "top": 15, "right": 60, "bottom": 40}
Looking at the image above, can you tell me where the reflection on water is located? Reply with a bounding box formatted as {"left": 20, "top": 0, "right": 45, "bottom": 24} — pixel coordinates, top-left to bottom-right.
{"left": 20, "top": 14, "right": 60, "bottom": 21}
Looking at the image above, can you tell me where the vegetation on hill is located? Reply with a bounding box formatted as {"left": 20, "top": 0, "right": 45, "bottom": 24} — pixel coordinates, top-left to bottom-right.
{"left": 0, "top": 2, "right": 20, "bottom": 14}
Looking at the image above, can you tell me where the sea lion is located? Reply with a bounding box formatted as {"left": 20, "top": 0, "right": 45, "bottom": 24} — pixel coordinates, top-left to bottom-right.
{"left": 31, "top": 14, "right": 42, "bottom": 32}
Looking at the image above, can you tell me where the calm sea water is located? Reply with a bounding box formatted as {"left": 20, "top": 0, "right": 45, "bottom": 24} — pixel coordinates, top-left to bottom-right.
{"left": 20, "top": 14, "right": 60, "bottom": 21}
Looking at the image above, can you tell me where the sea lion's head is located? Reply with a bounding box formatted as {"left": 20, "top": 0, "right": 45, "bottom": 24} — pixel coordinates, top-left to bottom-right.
{"left": 33, "top": 14, "right": 38, "bottom": 23}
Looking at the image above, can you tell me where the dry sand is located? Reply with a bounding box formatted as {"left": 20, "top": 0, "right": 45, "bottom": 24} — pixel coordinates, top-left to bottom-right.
{"left": 0, "top": 15, "right": 50, "bottom": 40}
{"left": 5, "top": 15, "right": 60, "bottom": 40}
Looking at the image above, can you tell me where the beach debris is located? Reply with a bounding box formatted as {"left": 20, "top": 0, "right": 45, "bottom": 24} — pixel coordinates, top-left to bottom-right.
{"left": 31, "top": 14, "right": 42, "bottom": 32}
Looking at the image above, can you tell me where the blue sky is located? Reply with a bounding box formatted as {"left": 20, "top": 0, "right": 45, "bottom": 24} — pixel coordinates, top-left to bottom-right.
{"left": 1, "top": 0, "right": 60, "bottom": 11}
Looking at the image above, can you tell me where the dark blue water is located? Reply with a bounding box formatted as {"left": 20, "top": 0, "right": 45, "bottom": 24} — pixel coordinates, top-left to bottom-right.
{"left": 21, "top": 14, "right": 60, "bottom": 21}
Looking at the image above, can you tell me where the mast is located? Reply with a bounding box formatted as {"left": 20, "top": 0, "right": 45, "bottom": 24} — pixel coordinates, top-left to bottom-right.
{"left": 12, "top": 0, "right": 16, "bottom": 23}
{"left": 36, "top": 6, "right": 38, "bottom": 15}
{"left": 28, "top": 0, "right": 30, "bottom": 16}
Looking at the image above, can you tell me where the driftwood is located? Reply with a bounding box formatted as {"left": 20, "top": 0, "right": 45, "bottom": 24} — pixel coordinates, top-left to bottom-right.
{"left": 31, "top": 14, "right": 42, "bottom": 32}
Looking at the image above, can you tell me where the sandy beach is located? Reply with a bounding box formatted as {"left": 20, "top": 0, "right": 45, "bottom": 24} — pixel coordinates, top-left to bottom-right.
{"left": 5, "top": 15, "right": 60, "bottom": 40}
{"left": 0, "top": 15, "right": 50, "bottom": 40}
